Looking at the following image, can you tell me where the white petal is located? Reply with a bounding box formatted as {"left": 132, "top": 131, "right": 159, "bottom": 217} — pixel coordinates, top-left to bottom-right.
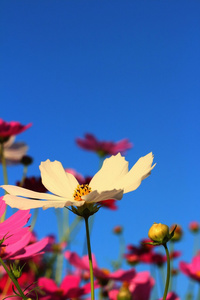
{"left": 3, "top": 194, "right": 85, "bottom": 210}
{"left": 83, "top": 189, "right": 124, "bottom": 203}
{"left": 4, "top": 142, "right": 28, "bottom": 160}
{"left": 39, "top": 160, "right": 79, "bottom": 198}
{"left": 89, "top": 153, "right": 128, "bottom": 192}
{"left": 1, "top": 185, "right": 70, "bottom": 201}
{"left": 114, "top": 152, "right": 155, "bottom": 193}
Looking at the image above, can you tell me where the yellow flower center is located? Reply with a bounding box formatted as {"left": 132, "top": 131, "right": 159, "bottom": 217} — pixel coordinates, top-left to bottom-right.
{"left": 73, "top": 184, "right": 91, "bottom": 201}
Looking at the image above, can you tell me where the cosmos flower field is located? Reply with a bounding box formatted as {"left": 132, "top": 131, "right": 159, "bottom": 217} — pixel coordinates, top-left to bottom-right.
{"left": 0, "top": 118, "right": 199, "bottom": 300}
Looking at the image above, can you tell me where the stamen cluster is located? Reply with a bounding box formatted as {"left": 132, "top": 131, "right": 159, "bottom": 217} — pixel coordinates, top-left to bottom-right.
{"left": 73, "top": 184, "right": 91, "bottom": 201}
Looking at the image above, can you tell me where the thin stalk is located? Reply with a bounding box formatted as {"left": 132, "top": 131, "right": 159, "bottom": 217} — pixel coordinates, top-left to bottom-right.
{"left": 84, "top": 216, "right": 95, "bottom": 300}
{"left": 162, "top": 243, "right": 170, "bottom": 300}
{"left": 0, "top": 143, "right": 8, "bottom": 222}
{"left": 0, "top": 257, "right": 27, "bottom": 299}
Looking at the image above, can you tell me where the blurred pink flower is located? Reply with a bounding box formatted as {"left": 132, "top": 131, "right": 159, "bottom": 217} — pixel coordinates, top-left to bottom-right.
{"left": 179, "top": 252, "right": 200, "bottom": 282}
{"left": 189, "top": 221, "right": 200, "bottom": 233}
{"left": 76, "top": 133, "right": 132, "bottom": 156}
{"left": 159, "top": 291, "right": 180, "bottom": 300}
{"left": 0, "top": 198, "right": 49, "bottom": 260}
{"left": 17, "top": 176, "right": 47, "bottom": 193}
{"left": 0, "top": 119, "right": 31, "bottom": 139}
{"left": 38, "top": 274, "right": 93, "bottom": 300}
{"left": 2, "top": 153, "right": 155, "bottom": 210}
{"left": 0, "top": 136, "right": 28, "bottom": 165}
{"left": 109, "top": 271, "right": 154, "bottom": 300}
{"left": 65, "top": 250, "right": 136, "bottom": 283}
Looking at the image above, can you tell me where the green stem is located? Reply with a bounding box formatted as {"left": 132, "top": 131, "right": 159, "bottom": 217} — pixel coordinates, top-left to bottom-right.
{"left": 84, "top": 216, "right": 95, "bottom": 300}
{"left": 0, "top": 257, "right": 28, "bottom": 299}
{"left": 0, "top": 143, "right": 8, "bottom": 222}
{"left": 162, "top": 243, "right": 170, "bottom": 300}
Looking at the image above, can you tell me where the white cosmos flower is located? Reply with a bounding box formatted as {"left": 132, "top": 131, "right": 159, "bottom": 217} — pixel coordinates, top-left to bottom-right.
{"left": 1, "top": 152, "right": 155, "bottom": 210}
{"left": 1, "top": 136, "right": 28, "bottom": 165}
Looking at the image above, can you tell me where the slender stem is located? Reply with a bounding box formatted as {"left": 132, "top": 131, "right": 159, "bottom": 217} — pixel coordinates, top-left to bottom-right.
{"left": 0, "top": 257, "right": 27, "bottom": 299}
{"left": 0, "top": 143, "right": 8, "bottom": 222}
{"left": 162, "top": 243, "right": 170, "bottom": 300}
{"left": 84, "top": 216, "right": 95, "bottom": 300}
{"left": 0, "top": 143, "right": 8, "bottom": 185}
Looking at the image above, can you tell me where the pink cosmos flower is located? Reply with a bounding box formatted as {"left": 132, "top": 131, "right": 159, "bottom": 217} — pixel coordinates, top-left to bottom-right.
{"left": 65, "top": 250, "right": 136, "bottom": 283}
{"left": 179, "top": 252, "right": 200, "bottom": 282}
{"left": 0, "top": 119, "right": 32, "bottom": 139}
{"left": 189, "top": 221, "right": 200, "bottom": 233}
{"left": 109, "top": 271, "right": 154, "bottom": 300}
{"left": 76, "top": 133, "right": 133, "bottom": 156}
{"left": 158, "top": 291, "right": 180, "bottom": 300}
{"left": 0, "top": 136, "right": 28, "bottom": 165}
{"left": 38, "top": 274, "right": 93, "bottom": 300}
{"left": 0, "top": 198, "right": 49, "bottom": 260}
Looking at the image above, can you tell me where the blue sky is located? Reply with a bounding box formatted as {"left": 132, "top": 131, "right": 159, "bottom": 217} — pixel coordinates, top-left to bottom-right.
{"left": 1, "top": 0, "right": 200, "bottom": 298}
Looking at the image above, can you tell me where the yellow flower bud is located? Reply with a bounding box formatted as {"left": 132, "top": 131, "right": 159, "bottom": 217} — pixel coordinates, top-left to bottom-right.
{"left": 117, "top": 283, "right": 132, "bottom": 300}
{"left": 148, "top": 222, "right": 169, "bottom": 243}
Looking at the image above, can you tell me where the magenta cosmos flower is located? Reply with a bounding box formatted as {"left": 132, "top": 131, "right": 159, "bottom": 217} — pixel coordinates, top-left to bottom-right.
{"left": 179, "top": 252, "right": 200, "bottom": 282}
{"left": 38, "top": 274, "right": 93, "bottom": 300}
{"left": 158, "top": 292, "right": 180, "bottom": 300}
{"left": 65, "top": 250, "right": 136, "bottom": 282}
{"left": 76, "top": 133, "right": 132, "bottom": 156}
{"left": 0, "top": 119, "right": 31, "bottom": 139}
{"left": 109, "top": 271, "right": 154, "bottom": 300}
{"left": 0, "top": 198, "right": 49, "bottom": 260}
{"left": 1, "top": 152, "right": 155, "bottom": 210}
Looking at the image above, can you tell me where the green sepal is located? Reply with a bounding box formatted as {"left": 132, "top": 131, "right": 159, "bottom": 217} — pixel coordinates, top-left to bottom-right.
{"left": 71, "top": 203, "right": 101, "bottom": 218}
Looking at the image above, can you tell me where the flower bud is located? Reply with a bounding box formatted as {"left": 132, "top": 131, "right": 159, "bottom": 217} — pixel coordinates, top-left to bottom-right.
{"left": 117, "top": 282, "right": 132, "bottom": 300}
{"left": 113, "top": 225, "right": 123, "bottom": 234}
{"left": 189, "top": 221, "right": 200, "bottom": 233}
{"left": 21, "top": 155, "right": 33, "bottom": 166}
{"left": 170, "top": 224, "right": 183, "bottom": 242}
{"left": 148, "top": 223, "right": 169, "bottom": 243}
{"left": 10, "top": 263, "right": 23, "bottom": 279}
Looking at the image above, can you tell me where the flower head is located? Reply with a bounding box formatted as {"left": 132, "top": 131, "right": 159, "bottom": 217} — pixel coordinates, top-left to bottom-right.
{"left": 0, "top": 119, "right": 31, "bottom": 142}
{"left": 76, "top": 133, "right": 132, "bottom": 157}
{"left": 0, "top": 136, "right": 28, "bottom": 165}
{"left": 1, "top": 152, "right": 155, "bottom": 212}
{"left": 179, "top": 252, "right": 200, "bottom": 282}
{"left": 0, "top": 198, "right": 50, "bottom": 260}
{"left": 189, "top": 221, "right": 200, "bottom": 233}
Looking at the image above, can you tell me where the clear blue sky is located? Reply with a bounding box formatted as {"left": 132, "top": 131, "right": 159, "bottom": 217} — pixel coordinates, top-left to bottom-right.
{"left": 1, "top": 1, "right": 200, "bottom": 298}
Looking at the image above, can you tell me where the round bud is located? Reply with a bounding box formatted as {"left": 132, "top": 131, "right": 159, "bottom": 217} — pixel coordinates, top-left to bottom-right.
{"left": 148, "top": 223, "right": 169, "bottom": 243}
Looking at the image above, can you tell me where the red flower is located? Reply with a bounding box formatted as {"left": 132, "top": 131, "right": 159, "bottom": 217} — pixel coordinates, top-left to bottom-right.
{"left": 0, "top": 119, "right": 32, "bottom": 139}
{"left": 76, "top": 133, "right": 132, "bottom": 156}
{"left": 38, "top": 275, "right": 93, "bottom": 300}
{"left": 109, "top": 271, "right": 154, "bottom": 300}
{"left": 17, "top": 176, "right": 47, "bottom": 193}
{"left": 159, "top": 291, "right": 180, "bottom": 300}
{"left": 65, "top": 250, "right": 135, "bottom": 284}
{"left": 179, "top": 252, "right": 200, "bottom": 282}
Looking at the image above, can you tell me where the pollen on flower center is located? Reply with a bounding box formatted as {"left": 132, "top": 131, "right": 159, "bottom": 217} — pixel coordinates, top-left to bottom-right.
{"left": 73, "top": 184, "right": 91, "bottom": 201}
